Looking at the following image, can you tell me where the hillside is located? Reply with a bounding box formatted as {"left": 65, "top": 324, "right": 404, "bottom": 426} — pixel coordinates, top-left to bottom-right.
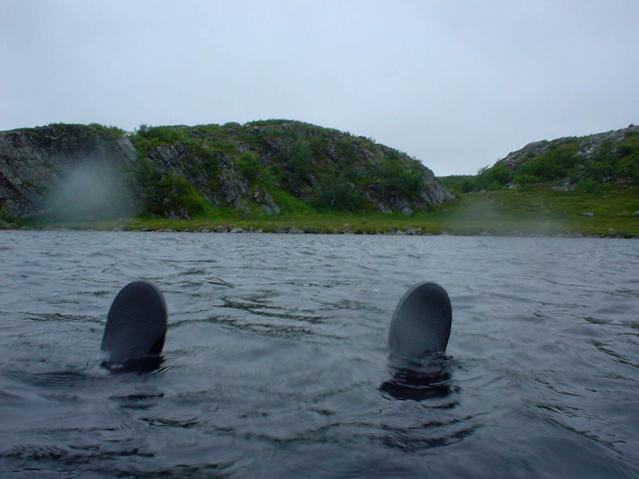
{"left": 0, "top": 124, "right": 136, "bottom": 220}
{"left": 0, "top": 121, "right": 450, "bottom": 221}
{"left": 442, "top": 124, "right": 639, "bottom": 193}
{"left": 2, "top": 122, "right": 638, "bottom": 237}
{"left": 436, "top": 124, "right": 639, "bottom": 238}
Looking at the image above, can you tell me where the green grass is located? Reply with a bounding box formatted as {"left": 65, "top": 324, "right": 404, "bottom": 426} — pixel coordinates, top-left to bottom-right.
{"left": 10, "top": 187, "right": 637, "bottom": 237}
{"left": 268, "top": 188, "right": 315, "bottom": 214}
{"left": 429, "top": 187, "right": 639, "bottom": 237}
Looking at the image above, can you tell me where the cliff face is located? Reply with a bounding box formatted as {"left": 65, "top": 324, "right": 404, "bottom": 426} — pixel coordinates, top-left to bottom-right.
{"left": 0, "top": 120, "right": 451, "bottom": 220}
{"left": 0, "top": 124, "right": 136, "bottom": 218}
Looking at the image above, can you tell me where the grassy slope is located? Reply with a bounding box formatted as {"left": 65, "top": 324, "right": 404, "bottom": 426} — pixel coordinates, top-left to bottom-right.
{"left": 16, "top": 187, "right": 639, "bottom": 237}
{"left": 433, "top": 187, "right": 639, "bottom": 237}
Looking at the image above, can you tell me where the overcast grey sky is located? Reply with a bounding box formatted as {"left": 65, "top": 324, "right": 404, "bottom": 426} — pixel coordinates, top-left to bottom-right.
{"left": 1, "top": 0, "right": 638, "bottom": 175}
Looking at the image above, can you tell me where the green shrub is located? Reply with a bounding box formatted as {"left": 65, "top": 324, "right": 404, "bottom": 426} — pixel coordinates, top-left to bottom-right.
{"left": 442, "top": 165, "right": 511, "bottom": 194}
{"left": 204, "top": 154, "right": 223, "bottom": 178}
{"left": 0, "top": 204, "right": 14, "bottom": 223}
{"left": 165, "top": 174, "right": 210, "bottom": 217}
{"left": 136, "top": 125, "right": 184, "bottom": 143}
{"left": 310, "top": 175, "right": 364, "bottom": 211}
{"left": 309, "top": 136, "right": 327, "bottom": 160}
{"left": 513, "top": 173, "right": 538, "bottom": 187}
{"left": 237, "top": 151, "right": 261, "bottom": 182}
{"left": 517, "top": 143, "right": 578, "bottom": 182}
{"left": 439, "top": 175, "right": 477, "bottom": 194}
{"left": 131, "top": 125, "right": 189, "bottom": 155}
{"left": 617, "top": 155, "right": 639, "bottom": 184}
{"left": 583, "top": 159, "right": 614, "bottom": 182}
{"left": 578, "top": 178, "right": 600, "bottom": 193}
{"left": 375, "top": 157, "right": 425, "bottom": 197}
{"left": 89, "top": 123, "right": 125, "bottom": 138}
{"left": 460, "top": 177, "right": 476, "bottom": 193}
{"left": 130, "top": 159, "right": 210, "bottom": 218}
{"left": 491, "top": 164, "right": 512, "bottom": 185}
{"left": 282, "top": 140, "right": 314, "bottom": 190}
{"left": 336, "top": 138, "right": 359, "bottom": 163}
{"left": 130, "top": 158, "right": 164, "bottom": 210}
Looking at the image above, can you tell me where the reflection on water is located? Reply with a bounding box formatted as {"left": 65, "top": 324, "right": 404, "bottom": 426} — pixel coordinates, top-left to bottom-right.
{"left": 1, "top": 231, "right": 638, "bottom": 478}
{"left": 380, "top": 354, "right": 457, "bottom": 402}
{"left": 101, "top": 355, "right": 165, "bottom": 374}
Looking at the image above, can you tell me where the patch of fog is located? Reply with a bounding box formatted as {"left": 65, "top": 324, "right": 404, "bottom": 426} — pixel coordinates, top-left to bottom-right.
{"left": 441, "top": 194, "right": 570, "bottom": 235}
{"left": 45, "top": 159, "right": 136, "bottom": 221}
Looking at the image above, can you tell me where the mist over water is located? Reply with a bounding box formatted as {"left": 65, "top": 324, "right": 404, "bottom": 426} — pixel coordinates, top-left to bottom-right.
{"left": 45, "top": 160, "right": 134, "bottom": 221}
{"left": 0, "top": 231, "right": 638, "bottom": 478}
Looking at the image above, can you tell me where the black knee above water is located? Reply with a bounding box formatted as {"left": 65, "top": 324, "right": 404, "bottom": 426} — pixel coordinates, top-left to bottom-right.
{"left": 101, "top": 281, "right": 167, "bottom": 371}
{"left": 99, "top": 280, "right": 450, "bottom": 371}
{"left": 388, "top": 282, "right": 452, "bottom": 359}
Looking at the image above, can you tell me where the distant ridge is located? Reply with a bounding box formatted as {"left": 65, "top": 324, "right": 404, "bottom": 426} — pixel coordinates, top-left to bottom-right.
{"left": 441, "top": 124, "right": 639, "bottom": 193}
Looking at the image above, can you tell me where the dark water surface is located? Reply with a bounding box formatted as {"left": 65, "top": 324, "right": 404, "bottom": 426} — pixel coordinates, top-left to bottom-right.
{"left": 1, "top": 231, "right": 638, "bottom": 478}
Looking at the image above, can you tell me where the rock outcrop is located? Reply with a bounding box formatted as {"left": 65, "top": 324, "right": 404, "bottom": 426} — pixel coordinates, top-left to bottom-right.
{"left": 130, "top": 120, "right": 451, "bottom": 217}
{"left": 496, "top": 124, "right": 639, "bottom": 174}
{"left": 0, "top": 120, "right": 452, "bottom": 219}
{"left": 0, "top": 124, "right": 136, "bottom": 218}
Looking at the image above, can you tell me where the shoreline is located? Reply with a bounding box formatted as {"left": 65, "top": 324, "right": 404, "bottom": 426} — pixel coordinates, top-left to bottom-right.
{"left": 1, "top": 222, "right": 636, "bottom": 238}
{"left": 3, "top": 188, "right": 638, "bottom": 239}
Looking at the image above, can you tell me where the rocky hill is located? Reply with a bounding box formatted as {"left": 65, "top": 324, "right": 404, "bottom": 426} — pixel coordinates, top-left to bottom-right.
{"left": 0, "top": 124, "right": 136, "bottom": 219}
{"left": 443, "top": 124, "right": 639, "bottom": 193}
{"left": 0, "top": 121, "right": 451, "bottom": 221}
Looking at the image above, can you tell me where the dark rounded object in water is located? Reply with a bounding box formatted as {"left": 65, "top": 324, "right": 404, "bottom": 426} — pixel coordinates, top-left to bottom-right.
{"left": 388, "top": 282, "right": 452, "bottom": 358}
{"left": 101, "top": 281, "right": 167, "bottom": 371}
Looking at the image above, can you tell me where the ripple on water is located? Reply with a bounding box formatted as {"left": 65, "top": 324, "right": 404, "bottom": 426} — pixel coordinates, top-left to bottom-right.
{"left": 1, "top": 231, "right": 638, "bottom": 477}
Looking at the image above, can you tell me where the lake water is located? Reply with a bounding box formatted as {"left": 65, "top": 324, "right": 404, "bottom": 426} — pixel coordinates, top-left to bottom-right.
{"left": 1, "top": 231, "right": 638, "bottom": 478}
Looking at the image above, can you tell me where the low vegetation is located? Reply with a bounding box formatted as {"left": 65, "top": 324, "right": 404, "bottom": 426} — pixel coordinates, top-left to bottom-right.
{"left": 16, "top": 187, "right": 639, "bottom": 238}
{"left": 442, "top": 128, "right": 639, "bottom": 194}
{"left": 127, "top": 120, "right": 437, "bottom": 217}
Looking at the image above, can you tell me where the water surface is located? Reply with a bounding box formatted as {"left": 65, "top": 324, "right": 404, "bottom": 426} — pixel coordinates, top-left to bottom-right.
{"left": 1, "top": 231, "right": 638, "bottom": 478}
